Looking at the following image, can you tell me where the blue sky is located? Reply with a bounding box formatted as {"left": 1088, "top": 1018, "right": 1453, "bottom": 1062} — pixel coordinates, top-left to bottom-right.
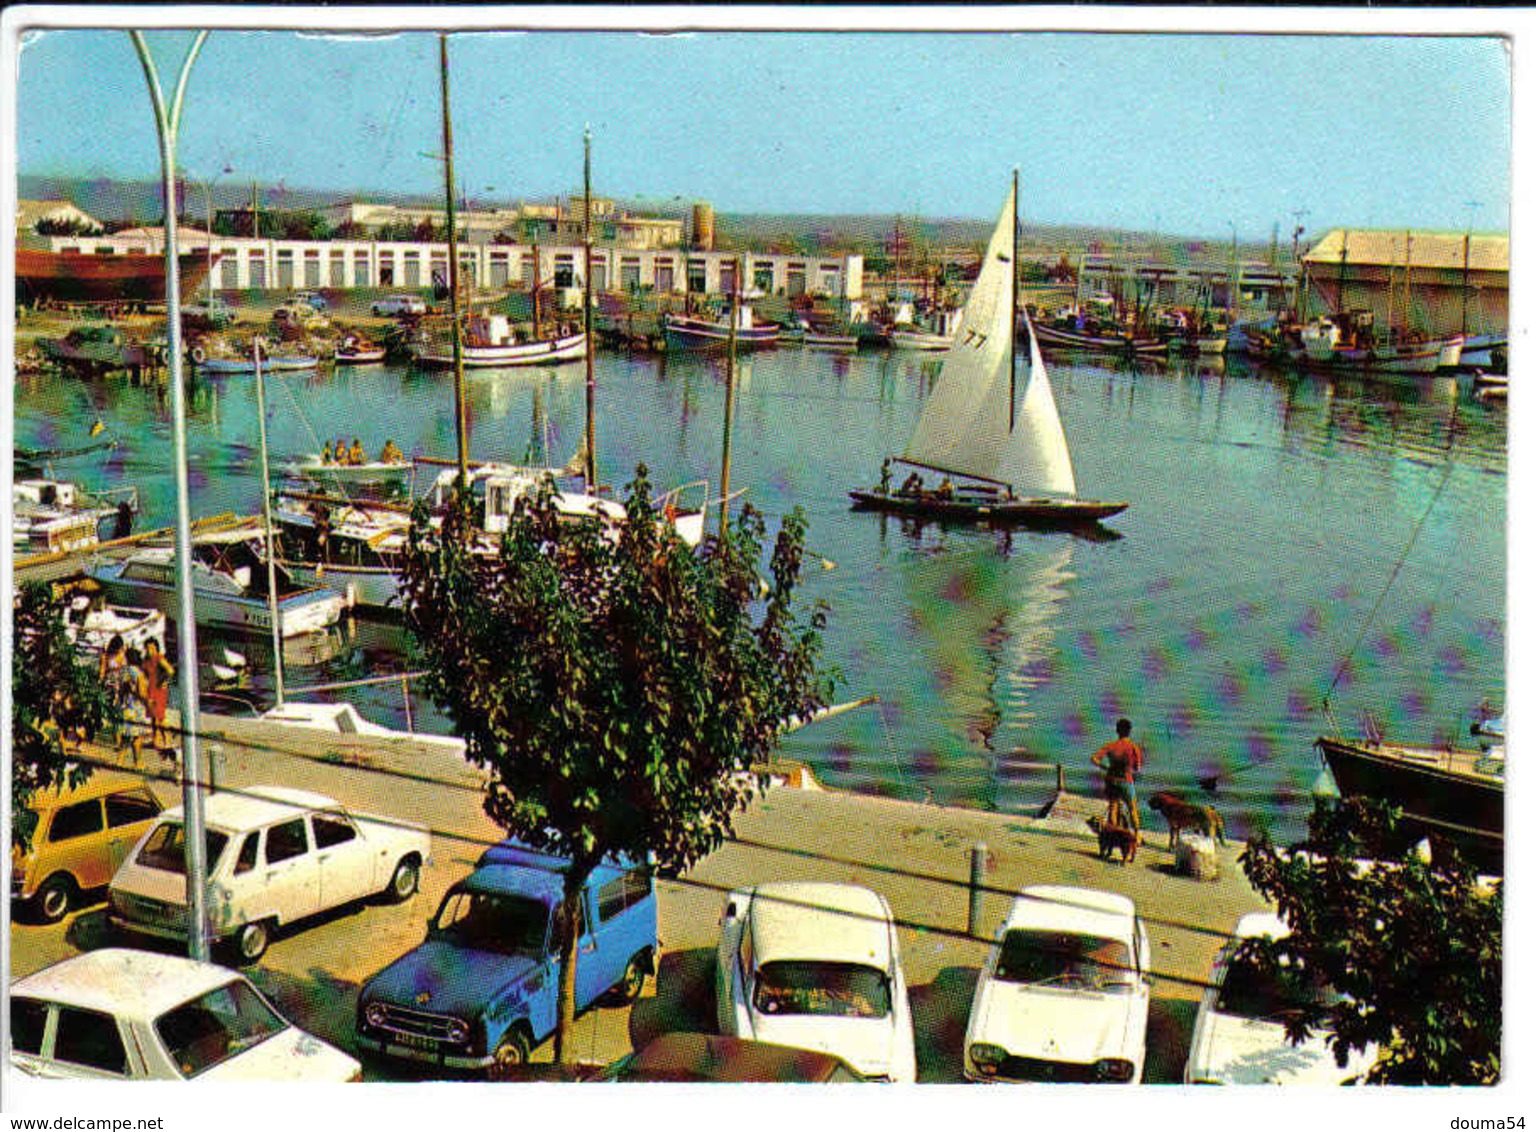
{"left": 12, "top": 23, "right": 1512, "bottom": 240}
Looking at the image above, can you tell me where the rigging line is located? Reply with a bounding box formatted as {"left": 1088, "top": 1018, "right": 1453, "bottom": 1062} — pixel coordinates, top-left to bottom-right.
{"left": 1323, "top": 457, "right": 1458, "bottom": 707}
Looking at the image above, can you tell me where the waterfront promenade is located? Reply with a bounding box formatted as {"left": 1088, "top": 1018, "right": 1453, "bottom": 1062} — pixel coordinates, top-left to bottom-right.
{"left": 10, "top": 712, "right": 1270, "bottom": 1082}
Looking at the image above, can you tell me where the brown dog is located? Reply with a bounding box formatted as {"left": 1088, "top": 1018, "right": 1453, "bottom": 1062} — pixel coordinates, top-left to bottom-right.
{"left": 1087, "top": 816, "right": 1138, "bottom": 864}
{"left": 1148, "top": 791, "right": 1227, "bottom": 849}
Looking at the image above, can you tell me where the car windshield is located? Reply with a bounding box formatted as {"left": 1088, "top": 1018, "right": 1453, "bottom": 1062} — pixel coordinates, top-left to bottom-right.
{"left": 1216, "top": 950, "right": 1339, "bottom": 1021}
{"left": 752, "top": 960, "right": 891, "bottom": 1019}
{"left": 155, "top": 979, "right": 288, "bottom": 1078}
{"left": 134, "top": 822, "right": 229, "bottom": 876}
{"left": 429, "top": 887, "right": 549, "bottom": 955}
{"left": 994, "top": 929, "right": 1135, "bottom": 991}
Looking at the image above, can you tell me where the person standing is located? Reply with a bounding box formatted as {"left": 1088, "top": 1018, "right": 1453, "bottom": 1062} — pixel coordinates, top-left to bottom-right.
{"left": 142, "top": 637, "right": 175, "bottom": 753}
{"left": 118, "top": 647, "right": 151, "bottom": 767}
{"left": 1091, "top": 717, "right": 1144, "bottom": 838}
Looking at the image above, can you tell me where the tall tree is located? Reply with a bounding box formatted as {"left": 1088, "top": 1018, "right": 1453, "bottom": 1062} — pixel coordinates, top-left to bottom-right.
{"left": 399, "top": 468, "right": 833, "bottom": 1067}
{"left": 1240, "top": 798, "right": 1501, "bottom": 1084}
{"left": 11, "top": 583, "right": 120, "bottom": 849}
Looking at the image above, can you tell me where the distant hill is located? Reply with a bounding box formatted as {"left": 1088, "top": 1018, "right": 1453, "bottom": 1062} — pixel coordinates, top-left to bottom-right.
{"left": 18, "top": 174, "right": 1278, "bottom": 267}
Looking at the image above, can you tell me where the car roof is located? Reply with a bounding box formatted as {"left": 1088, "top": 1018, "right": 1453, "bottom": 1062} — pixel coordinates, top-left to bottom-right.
{"left": 1005, "top": 885, "right": 1137, "bottom": 938}
{"left": 25, "top": 769, "right": 152, "bottom": 812}
{"left": 160, "top": 785, "right": 339, "bottom": 831}
{"left": 747, "top": 882, "right": 892, "bottom": 967}
{"left": 476, "top": 839, "right": 640, "bottom": 886}
{"left": 11, "top": 949, "right": 254, "bottom": 1019}
{"left": 617, "top": 1033, "right": 858, "bottom": 1082}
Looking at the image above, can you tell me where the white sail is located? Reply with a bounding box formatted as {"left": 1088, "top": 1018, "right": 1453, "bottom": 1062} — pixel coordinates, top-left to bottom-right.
{"left": 902, "top": 184, "right": 1019, "bottom": 480}
{"left": 996, "top": 314, "right": 1078, "bottom": 497}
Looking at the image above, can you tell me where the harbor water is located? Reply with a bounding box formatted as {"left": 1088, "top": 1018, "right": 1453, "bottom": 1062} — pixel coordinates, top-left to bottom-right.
{"left": 15, "top": 346, "right": 1506, "bottom": 842}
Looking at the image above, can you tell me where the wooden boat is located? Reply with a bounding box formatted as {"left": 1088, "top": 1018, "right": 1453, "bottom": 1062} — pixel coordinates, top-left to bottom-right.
{"left": 888, "top": 303, "right": 961, "bottom": 351}
{"left": 412, "top": 313, "right": 586, "bottom": 367}
{"left": 12, "top": 478, "right": 137, "bottom": 554}
{"left": 804, "top": 328, "right": 858, "bottom": 352}
{"left": 1031, "top": 318, "right": 1166, "bottom": 356}
{"left": 1316, "top": 733, "right": 1503, "bottom": 869}
{"left": 333, "top": 335, "right": 387, "bottom": 365}
{"left": 192, "top": 348, "right": 320, "bottom": 374}
{"left": 36, "top": 325, "right": 152, "bottom": 374}
{"left": 850, "top": 178, "right": 1128, "bottom": 530}
{"left": 87, "top": 527, "right": 349, "bottom": 637}
{"left": 16, "top": 246, "right": 213, "bottom": 306}
{"left": 662, "top": 307, "right": 780, "bottom": 350}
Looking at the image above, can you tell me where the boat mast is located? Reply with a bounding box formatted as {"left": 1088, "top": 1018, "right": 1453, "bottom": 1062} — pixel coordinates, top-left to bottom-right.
{"left": 717, "top": 254, "right": 741, "bottom": 537}
{"left": 253, "top": 338, "right": 285, "bottom": 705}
{"left": 583, "top": 127, "right": 596, "bottom": 487}
{"left": 1010, "top": 168, "right": 1019, "bottom": 433}
{"left": 1461, "top": 229, "right": 1472, "bottom": 336}
{"left": 440, "top": 34, "right": 468, "bottom": 489}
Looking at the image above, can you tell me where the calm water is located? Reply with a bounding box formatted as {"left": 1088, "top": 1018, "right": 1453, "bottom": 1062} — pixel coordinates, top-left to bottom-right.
{"left": 15, "top": 345, "right": 1507, "bottom": 841}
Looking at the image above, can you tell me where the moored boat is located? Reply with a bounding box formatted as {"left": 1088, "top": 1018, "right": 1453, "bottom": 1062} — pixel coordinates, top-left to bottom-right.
{"left": 333, "top": 334, "right": 387, "bottom": 365}
{"left": 662, "top": 307, "right": 780, "bottom": 350}
{"left": 13, "top": 478, "right": 137, "bottom": 555}
{"left": 63, "top": 593, "right": 167, "bottom": 656}
{"left": 1031, "top": 317, "right": 1167, "bottom": 356}
{"left": 412, "top": 313, "right": 586, "bottom": 367}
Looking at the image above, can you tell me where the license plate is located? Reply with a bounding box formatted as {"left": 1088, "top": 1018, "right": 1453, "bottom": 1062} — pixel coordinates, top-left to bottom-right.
{"left": 393, "top": 1032, "right": 440, "bottom": 1052}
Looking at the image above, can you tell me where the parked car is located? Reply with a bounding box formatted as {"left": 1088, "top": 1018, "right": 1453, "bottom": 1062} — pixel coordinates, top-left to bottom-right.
{"left": 355, "top": 839, "right": 656, "bottom": 1074}
{"left": 289, "top": 290, "right": 328, "bottom": 312}
{"left": 181, "top": 296, "right": 235, "bottom": 329}
{"left": 10, "top": 948, "right": 360, "bottom": 1081}
{"left": 963, "top": 885, "right": 1151, "bottom": 1083}
{"left": 597, "top": 1032, "right": 867, "bottom": 1082}
{"left": 108, "top": 786, "right": 429, "bottom": 964}
{"left": 371, "top": 294, "right": 427, "bottom": 317}
{"left": 12, "top": 771, "right": 163, "bottom": 924}
{"left": 1184, "top": 911, "right": 1379, "bottom": 1084}
{"left": 715, "top": 881, "right": 916, "bottom": 1082}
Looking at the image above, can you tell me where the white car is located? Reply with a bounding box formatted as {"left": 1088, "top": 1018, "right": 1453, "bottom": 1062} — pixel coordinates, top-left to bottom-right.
{"left": 1185, "top": 911, "right": 1379, "bottom": 1084}
{"left": 10, "top": 949, "right": 360, "bottom": 1081}
{"left": 964, "top": 885, "right": 1151, "bottom": 1083}
{"left": 715, "top": 881, "right": 916, "bottom": 1082}
{"left": 109, "top": 786, "right": 430, "bottom": 964}
{"left": 371, "top": 294, "right": 426, "bottom": 317}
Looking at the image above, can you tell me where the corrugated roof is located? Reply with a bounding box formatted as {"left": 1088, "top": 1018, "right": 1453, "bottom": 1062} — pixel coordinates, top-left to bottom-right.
{"left": 1304, "top": 228, "right": 1508, "bottom": 273}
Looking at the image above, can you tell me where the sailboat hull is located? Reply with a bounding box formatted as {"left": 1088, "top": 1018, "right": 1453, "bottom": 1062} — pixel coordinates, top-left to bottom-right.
{"left": 848, "top": 489, "right": 1127, "bottom": 526}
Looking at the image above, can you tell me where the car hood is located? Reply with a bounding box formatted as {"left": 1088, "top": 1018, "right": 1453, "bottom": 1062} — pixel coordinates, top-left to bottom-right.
{"left": 969, "top": 980, "right": 1143, "bottom": 1065}
{"left": 747, "top": 1012, "right": 902, "bottom": 1079}
{"left": 1187, "top": 1010, "right": 1374, "bottom": 1085}
{"left": 198, "top": 1027, "right": 359, "bottom": 1082}
{"left": 362, "top": 940, "right": 539, "bottom": 1020}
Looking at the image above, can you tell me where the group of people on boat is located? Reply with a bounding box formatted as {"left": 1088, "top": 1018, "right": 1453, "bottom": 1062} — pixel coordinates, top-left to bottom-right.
{"left": 321, "top": 437, "right": 406, "bottom": 466}
{"left": 876, "top": 458, "right": 1014, "bottom": 505}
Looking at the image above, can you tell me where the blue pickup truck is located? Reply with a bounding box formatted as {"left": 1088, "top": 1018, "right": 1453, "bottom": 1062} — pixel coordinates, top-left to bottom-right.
{"left": 354, "top": 840, "right": 656, "bottom": 1073}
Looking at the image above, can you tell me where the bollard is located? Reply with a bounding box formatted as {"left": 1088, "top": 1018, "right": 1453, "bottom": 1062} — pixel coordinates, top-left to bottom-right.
{"left": 968, "top": 842, "right": 987, "bottom": 937}
{"left": 206, "top": 742, "right": 221, "bottom": 794}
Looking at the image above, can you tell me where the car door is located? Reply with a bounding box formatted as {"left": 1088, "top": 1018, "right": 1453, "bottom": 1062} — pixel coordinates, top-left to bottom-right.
{"left": 572, "top": 888, "right": 606, "bottom": 1011}
{"left": 258, "top": 816, "right": 320, "bottom": 925}
{"left": 102, "top": 790, "right": 161, "bottom": 881}
{"left": 41, "top": 798, "right": 107, "bottom": 890}
{"left": 43, "top": 1004, "right": 136, "bottom": 1080}
{"left": 310, "top": 810, "right": 372, "bottom": 908}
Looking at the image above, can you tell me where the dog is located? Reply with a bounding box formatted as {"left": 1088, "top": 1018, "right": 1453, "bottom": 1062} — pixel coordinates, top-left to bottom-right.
{"left": 1087, "top": 816, "right": 1138, "bottom": 865}
{"left": 1148, "top": 791, "right": 1227, "bottom": 849}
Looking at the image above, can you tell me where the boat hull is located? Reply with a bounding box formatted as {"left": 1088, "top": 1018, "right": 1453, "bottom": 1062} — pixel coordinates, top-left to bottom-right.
{"left": 284, "top": 561, "right": 400, "bottom": 610}
{"left": 334, "top": 349, "right": 387, "bottom": 365}
{"left": 196, "top": 356, "right": 319, "bottom": 374}
{"left": 414, "top": 332, "right": 586, "bottom": 368}
{"left": 1031, "top": 322, "right": 1167, "bottom": 355}
{"left": 849, "top": 488, "right": 1128, "bottom": 527}
{"left": 89, "top": 564, "right": 348, "bottom": 638}
{"left": 1316, "top": 735, "right": 1503, "bottom": 869}
{"left": 662, "top": 316, "right": 780, "bottom": 351}
{"left": 16, "top": 248, "right": 213, "bottom": 305}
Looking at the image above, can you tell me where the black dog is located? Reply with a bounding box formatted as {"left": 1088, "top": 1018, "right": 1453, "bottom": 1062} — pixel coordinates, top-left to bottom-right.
{"left": 1087, "top": 816, "right": 1138, "bottom": 864}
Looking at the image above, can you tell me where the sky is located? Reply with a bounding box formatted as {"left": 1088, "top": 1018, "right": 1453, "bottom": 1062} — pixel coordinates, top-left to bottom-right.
{"left": 8, "top": 14, "right": 1514, "bottom": 241}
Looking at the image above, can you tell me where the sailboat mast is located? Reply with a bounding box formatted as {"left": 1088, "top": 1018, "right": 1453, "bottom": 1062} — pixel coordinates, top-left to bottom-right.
{"left": 1010, "top": 169, "right": 1019, "bottom": 433}
{"left": 718, "top": 255, "right": 740, "bottom": 536}
{"left": 439, "top": 34, "right": 468, "bottom": 489}
{"left": 253, "top": 338, "right": 285, "bottom": 705}
{"left": 583, "top": 127, "right": 596, "bottom": 487}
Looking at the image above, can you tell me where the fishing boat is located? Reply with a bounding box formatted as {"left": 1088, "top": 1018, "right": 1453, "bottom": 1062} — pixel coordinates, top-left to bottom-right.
{"left": 804, "top": 327, "right": 859, "bottom": 352}
{"left": 87, "top": 527, "right": 350, "bottom": 637}
{"left": 1031, "top": 316, "right": 1167, "bottom": 356}
{"left": 850, "top": 178, "right": 1128, "bottom": 529}
{"left": 662, "top": 306, "right": 780, "bottom": 350}
{"left": 333, "top": 334, "right": 387, "bottom": 365}
{"left": 13, "top": 478, "right": 137, "bottom": 555}
{"left": 889, "top": 305, "right": 962, "bottom": 351}
{"left": 412, "top": 313, "right": 586, "bottom": 368}
{"left": 1316, "top": 731, "right": 1503, "bottom": 870}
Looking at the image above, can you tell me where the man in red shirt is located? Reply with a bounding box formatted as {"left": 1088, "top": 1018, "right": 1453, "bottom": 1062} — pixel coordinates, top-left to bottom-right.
{"left": 1092, "top": 717, "right": 1144, "bottom": 838}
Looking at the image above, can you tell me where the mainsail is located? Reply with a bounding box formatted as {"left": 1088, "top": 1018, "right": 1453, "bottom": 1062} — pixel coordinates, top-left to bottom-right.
{"left": 900, "top": 182, "right": 1077, "bottom": 498}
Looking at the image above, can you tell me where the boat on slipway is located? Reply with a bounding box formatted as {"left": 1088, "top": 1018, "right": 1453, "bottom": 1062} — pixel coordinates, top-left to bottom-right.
{"left": 662, "top": 306, "right": 781, "bottom": 350}
{"left": 850, "top": 177, "right": 1127, "bottom": 530}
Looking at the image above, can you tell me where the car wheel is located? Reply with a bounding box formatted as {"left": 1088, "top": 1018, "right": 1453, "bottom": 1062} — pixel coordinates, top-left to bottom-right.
{"left": 383, "top": 856, "right": 420, "bottom": 903}
{"left": 609, "top": 948, "right": 651, "bottom": 1005}
{"left": 233, "top": 919, "right": 272, "bottom": 965}
{"left": 488, "top": 1028, "right": 531, "bottom": 1079}
{"left": 31, "top": 873, "right": 76, "bottom": 924}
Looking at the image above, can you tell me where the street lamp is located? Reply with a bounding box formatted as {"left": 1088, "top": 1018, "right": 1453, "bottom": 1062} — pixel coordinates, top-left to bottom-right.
{"left": 195, "top": 164, "right": 234, "bottom": 304}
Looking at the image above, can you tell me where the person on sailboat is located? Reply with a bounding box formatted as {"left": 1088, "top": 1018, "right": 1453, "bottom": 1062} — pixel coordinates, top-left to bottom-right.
{"left": 935, "top": 476, "right": 955, "bottom": 501}
{"left": 1091, "top": 718, "right": 1144, "bottom": 839}
{"left": 379, "top": 439, "right": 404, "bottom": 464}
{"left": 349, "top": 438, "right": 365, "bottom": 465}
{"left": 898, "top": 471, "right": 924, "bottom": 497}
{"left": 878, "top": 458, "right": 893, "bottom": 494}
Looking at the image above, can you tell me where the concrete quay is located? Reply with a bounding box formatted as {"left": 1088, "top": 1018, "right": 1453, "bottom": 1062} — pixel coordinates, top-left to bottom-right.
{"left": 10, "top": 713, "right": 1270, "bottom": 1083}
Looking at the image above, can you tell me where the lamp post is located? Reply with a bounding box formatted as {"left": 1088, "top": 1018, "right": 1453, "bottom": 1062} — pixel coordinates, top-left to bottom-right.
{"left": 129, "top": 28, "right": 211, "bottom": 964}
{"left": 196, "top": 164, "right": 233, "bottom": 304}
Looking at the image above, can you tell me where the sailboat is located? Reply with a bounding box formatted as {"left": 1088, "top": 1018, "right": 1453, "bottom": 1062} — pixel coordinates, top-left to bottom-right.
{"left": 849, "top": 177, "right": 1127, "bottom": 528}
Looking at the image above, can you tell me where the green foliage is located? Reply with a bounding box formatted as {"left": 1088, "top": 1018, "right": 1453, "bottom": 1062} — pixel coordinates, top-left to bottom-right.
{"left": 34, "top": 217, "right": 104, "bottom": 237}
{"left": 1240, "top": 798, "right": 1501, "bottom": 1084}
{"left": 11, "top": 583, "right": 119, "bottom": 849}
{"left": 400, "top": 468, "right": 833, "bottom": 878}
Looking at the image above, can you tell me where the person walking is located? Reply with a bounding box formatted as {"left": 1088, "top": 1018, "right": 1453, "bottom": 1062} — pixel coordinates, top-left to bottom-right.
{"left": 142, "top": 637, "right": 175, "bottom": 753}
{"left": 118, "top": 647, "right": 151, "bottom": 767}
{"left": 1091, "top": 717, "right": 1145, "bottom": 838}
